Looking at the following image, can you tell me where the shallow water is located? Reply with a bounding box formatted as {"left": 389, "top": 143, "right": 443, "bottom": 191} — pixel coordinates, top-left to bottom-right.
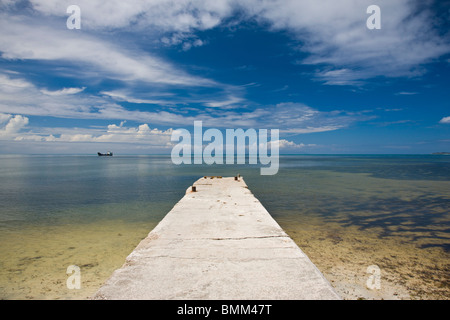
{"left": 0, "top": 155, "right": 449, "bottom": 299}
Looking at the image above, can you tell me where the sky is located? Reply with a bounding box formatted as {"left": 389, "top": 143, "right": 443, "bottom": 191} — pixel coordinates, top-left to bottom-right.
{"left": 0, "top": 0, "right": 449, "bottom": 154}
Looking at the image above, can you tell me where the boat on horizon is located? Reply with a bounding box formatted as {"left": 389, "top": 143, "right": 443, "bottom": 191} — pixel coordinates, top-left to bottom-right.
{"left": 98, "top": 151, "right": 113, "bottom": 156}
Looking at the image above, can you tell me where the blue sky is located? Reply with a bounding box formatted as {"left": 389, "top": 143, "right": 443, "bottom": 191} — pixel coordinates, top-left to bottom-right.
{"left": 0, "top": 0, "right": 449, "bottom": 154}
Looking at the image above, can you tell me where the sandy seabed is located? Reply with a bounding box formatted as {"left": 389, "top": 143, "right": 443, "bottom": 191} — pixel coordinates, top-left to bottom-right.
{"left": 1, "top": 217, "right": 448, "bottom": 300}
{"left": 0, "top": 220, "right": 158, "bottom": 300}
{"left": 282, "top": 220, "right": 450, "bottom": 300}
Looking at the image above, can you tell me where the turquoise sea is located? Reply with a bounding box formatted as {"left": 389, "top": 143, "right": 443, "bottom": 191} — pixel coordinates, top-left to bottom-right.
{"left": 0, "top": 155, "right": 449, "bottom": 299}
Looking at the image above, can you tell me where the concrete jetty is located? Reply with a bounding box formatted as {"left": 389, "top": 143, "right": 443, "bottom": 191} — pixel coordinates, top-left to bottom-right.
{"left": 93, "top": 177, "right": 340, "bottom": 300}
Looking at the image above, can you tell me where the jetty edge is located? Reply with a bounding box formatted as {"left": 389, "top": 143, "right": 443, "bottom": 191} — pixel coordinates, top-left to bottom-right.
{"left": 92, "top": 176, "right": 340, "bottom": 300}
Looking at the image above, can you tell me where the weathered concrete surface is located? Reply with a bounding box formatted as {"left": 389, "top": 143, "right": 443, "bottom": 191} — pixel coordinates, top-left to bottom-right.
{"left": 93, "top": 177, "right": 340, "bottom": 300}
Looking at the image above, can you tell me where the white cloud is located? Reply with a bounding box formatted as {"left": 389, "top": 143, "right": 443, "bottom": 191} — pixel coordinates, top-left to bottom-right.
{"left": 0, "top": 13, "right": 215, "bottom": 87}
{"left": 2, "top": 112, "right": 174, "bottom": 146}
{"left": 258, "top": 138, "right": 316, "bottom": 151}
{"left": 1, "top": 104, "right": 349, "bottom": 153}
{"left": 101, "top": 87, "right": 246, "bottom": 110}
{"left": 0, "top": 71, "right": 248, "bottom": 124}
{"left": 161, "top": 33, "right": 206, "bottom": 51}
{"left": 0, "top": 112, "right": 11, "bottom": 125}
{"left": 256, "top": 102, "right": 368, "bottom": 134}
{"left": 313, "top": 68, "right": 365, "bottom": 86}
{"left": 204, "top": 95, "right": 244, "bottom": 108}
{"left": 0, "top": 73, "right": 32, "bottom": 92}
{"left": 0, "top": 73, "right": 196, "bottom": 125}
{"left": 0, "top": 113, "right": 29, "bottom": 138}
{"left": 29, "top": 0, "right": 233, "bottom": 31}
{"left": 182, "top": 38, "right": 205, "bottom": 51}
{"left": 276, "top": 139, "right": 315, "bottom": 149}
{"left": 5, "top": 115, "right": 29, "bottom": 133}
{"left": 3, "top": 0, "right": 447, "bottom": 90}
{"left": 41, "top": 87, "right": 86, "bottom": 96}
{"left": 0, "top": 73, "right": 102, "bottom": 119}
{"left": 0, "top": 115, "right": 315, "bottom": 154}
{"left": 100, "top": 91, "right": 172, "bottom": 105}
{"left": 255, "top": 0, "right": 450, "bottom": 84}
{"left": 0, "top": 72, "right": 368, "bottom": 135}
{"left": 93, "top": 123, "right": 173, "bottom": 144}
{"left": 439, "top": 116, "right": 450, "bottom": 124}
{"left": 281, "top": 126, "right": 344, "bottom": 134}
{"left": 396, "top": 92, "right": 418, "bottom": 96}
